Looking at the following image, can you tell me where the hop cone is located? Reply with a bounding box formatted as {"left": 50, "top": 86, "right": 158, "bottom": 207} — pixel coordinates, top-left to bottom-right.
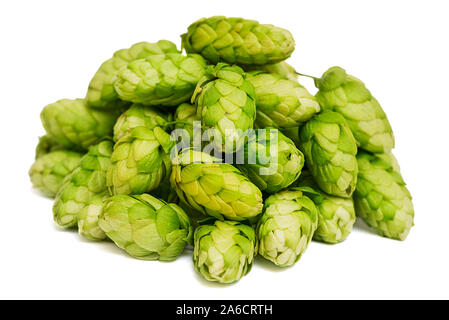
{"left": 113, "top": 53, "right": 207, "bottom": 107}
{"left": 299, "top": 111, "right": 358, "bottom": 198}
{"left": 354, "top": 151, "right": 414, "bottom": 240}
{"left": 315, "top": 66, "right": 394, "bottom": 153}
{"left": 248, "top": 72, "right": 320, "bottom": 129}
{"left": 182, "top": 16, "right": 295, "bottom": 65}
{"left": 173, "top": 103, "right": 200, "bottom": 141}
{"left": 29, "top": 150, "right": 83, "bottom": 197}
{"left": 170, "top": 150, "right": 263, "bottom": 221}
{"left": 77, "top": 192, "right": 108, "bottom": 241}
{"left": 193, "top": 63, "right": 256, "bottom": 152}
{"left": 113, "top": 104, "right": 172, "bottom": 142}
{"left": 34, "top": 135, "right": 63, "bottom": 159}
{"left": 294, "top": 171, "right": 356, "bottom": 244}
{"left": 53, "top": 140, "right": 113, "bottom": 228}
{"left": 86, "top": 40, "right": 179, "bottom": 109}
{"left": 107, "top": 126, "right": 173, "bottom": 195}
{"left": 257, "top": 189, "right": 318, "bottom": 267}
{"left": 41, "top": 99, "right": 121, "bottom": 151}
{"left": 193, "top": 219, "right": 255, "bottom": 284}
{"left": 243, "top": 61, "right": 298, "bottom": 81}
{"left": 98, "top": 193, "right": 193, "bottom": 261}
{"left": 237, "top": 129, "right": 304, "bottom": 194}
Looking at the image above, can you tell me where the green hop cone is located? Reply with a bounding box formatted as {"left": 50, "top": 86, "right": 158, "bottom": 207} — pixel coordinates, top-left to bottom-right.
{"left": 182, "top": 16, "right": 295, "bottom": 65}
{"left": 77, "top": 192, "right": 108, "bottom": 241}
{"left": 53, "top": 140, "right": 113, "bottom": 228}
{"left": 41, "top": 99, "right": 121, "bottom": 151}
{"left": 98, "top": 193, "right": 193, "bottom": 261}
{"left": 113, "top": 104, "right": 173, "bottom": 142}
{"left": 193, "top": 219, "right": 256, "bottom": 284}
{"left": 113, "top": 53, "right": 207, "bottom": 107}
{"left": 193, "top": 63, "right": 256, "bottom": 152}
{"left": 294, "top": 171, "right": 356, "bottom": 244}
{"left": 170, "top": 150, "right": 263, "bottom": 221}
{"left": 248, "top": 72, "right": 320, "bottom": 129}
{"left": 173, "top": 103, "right": 200, "bottom": 141}
{"left": 354, "top": 151, "right": 414, "bottom": 240}
{"left": 257, "top": 189, "right": 318, "bottom": 267}
{"left": 299, "top": 110, "right": 358, "bottom": 198}
{"left": 243, "top": 61, "right": 298, "bottom": 81}
{"left": 315, "top": 66, "right": 394, "bottom": 153}
{"left": 86, "top": 40, "right": 179, "bottom": 109}
{"left": 107, "top": 126, "right": 173, "bottom": 195}
{"left": 29, "top": 150, "right": 83, "bottom": 197}
{"left": 237, "top": 129, "right": 304, "bottom": 194}
{"left": 34, "top": 135, "right": 63, "bottom": 159}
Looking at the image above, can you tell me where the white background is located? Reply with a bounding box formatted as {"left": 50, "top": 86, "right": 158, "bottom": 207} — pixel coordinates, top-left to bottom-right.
{"left": 1, "top": 0, "right": 448, "bottom": 299}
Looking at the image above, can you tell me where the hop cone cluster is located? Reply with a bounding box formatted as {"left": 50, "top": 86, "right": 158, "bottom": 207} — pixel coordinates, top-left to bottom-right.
{"left": 193, "top": 219, "right": 256, "bottom": 284}
{"left": 98, "top": 193, "right": 193, "bottom": 261}
{"left": 354, "top": 152, "right": 414, "bottom": 240}
{"left": 257, "top": 189, "right": 318, "bottom": 267}
{"left": 237, "top": 129, "right": 304, "bottom": 194}
{"left": 315, "top": 66, "right": 394, "bottom": 153}
{"left": 182, "top": 16, "right": 295, "bottom": 65}
{"left": 299, "top": 110, "right": 358, "bottom": 198}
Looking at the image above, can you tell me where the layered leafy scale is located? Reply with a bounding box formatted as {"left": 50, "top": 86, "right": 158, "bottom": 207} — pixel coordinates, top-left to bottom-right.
{"left": 315, "top": 66, "right": 394, "bottom": 153}
{"left": 34, "top": 135, "right": 64, "bottom": 159}
{"left": 182, "top": 16, "right": 295, "bottom": 65}
{"left": 299, "top": 111, "right": 358, "bottom": 198}
{"left": 248, "top": 72, "right": 320, "bottom": 129}
{"left": 243, "top": 61, "right": 298, "bottom": 81}
{"left": 170, "top": 150, "right": 264, "bottom": 221}
{"left": 113, "top": 53, "right": 207, "bottom": 107}
{"left": 77, "top": 192, "right": 108, "bottom": 241}
{"left": 173, "top": 103, "right": 200, "bottom": 141}
{"left": 257, "top": 189, "right": 318, "bottom": 267}
{"left": 53, "top": 140, "right": 113, "bottom": 228}
{"left": 98, "top": 193, "right": 193, "bottom": 261}
{"left": 237, "top": 129, "right": 304, "bottom": 194}
{"left": 354, "top": 151, "right": 414, "bottom": 240}
{"left": 86, "top": 40, "right": 179, "bottom": 109}
{"left": 193, "top": 219, "right": 256, "bottom": 284}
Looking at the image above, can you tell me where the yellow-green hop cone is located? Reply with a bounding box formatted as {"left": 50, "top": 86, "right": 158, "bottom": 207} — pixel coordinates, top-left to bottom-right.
{"left": 113, "top": 104, "right": 173, "bottom": 142}
{"left": 53, "top": 140, "right": 113, "bottom": 228}
{"left": 98, "top": 193, "right": 193, "bottom": 261}
{"left": 248, "top": 72, "right": 320, "bottom": 129}
{"left": 40, "top": 99, "right": 121, "bottom": 151}
{"left": 299, "top": 111, "right": 358, "bottom": 198}
{"left": 237, "top": 129, "right": 304, "bottom": 194}
{"left": 86, "top": 40, "right": 179, "bottom": 109}
{"left": 193, "top": 219, "right": 256, "bottom": 284}
{"left": 294, "top": 171, "right": 356, "bottom": 244}
{"left": 77, "top": 192, "right": 108, "bottom": 241}
{"left": 173, "top": 103, "right": 200, "bottom": 140}
{"left": 29, "top": 150, "right": 83, "bottom": 198}
{"left": 182, "top": 16, "right": 295, "bottom": 66}
{"left": 243, "top": 61, "right": 298, "bottom": 81}
{"left": 315, "top": 66, "right": 394, "bottom": 153}
{"left": 193, "top": 63, "right": 256, "bottom": 152}
{"left": 257, "top": 189, "right": 318, "bottom": 267}
{"left": 354, "top": 151, "right": 414, "bottom": 240}
{"left": 170, "top": 150, "right": 263, "bottom": 221}
{"left": 107, "top": 126, "right": 173, "bottom": 196}
{"left": 113, "top": 53, "right": 207, "bottom": 107}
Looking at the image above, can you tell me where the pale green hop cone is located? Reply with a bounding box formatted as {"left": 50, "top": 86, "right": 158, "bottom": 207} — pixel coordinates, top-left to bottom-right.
{"left": 170, "top": 150, "right": 263, "bottom": 221}
{"left": 354, "top": 151, "right": 414, "bottom": 240}
{"left": 107, "top": 126, "right": 173, "bottom": 196}
{"left": 237, "top": 129, "right": 304, "bottom": 194}
{"left": 299, "top": 111, "right": 358, "bottom": 198}
{"left": 257, "top": 189, "right": 318, "bottom": 267}
{"left": 86, "top": 40, "right": 179, "bottom": 109}
{"left": 248, "top": 72, "right": 320, "bottom": 129}
{"left": 294, "top": 171, "right": 356, "bottom": 244}
{"left": 243, "top": 61, "right": 298, "bottom": 81}
{"left": 77, "top": 192, "right": 108, "bottom": 241}
{"left": 315, "top": 66, "right": 394, "bottom": 153}
{"left": 182, "top": 16, "right": 295, "bottom": 66}
{"left": 193, "top": 63, "right": 256, "bottom": 152}
{"left": 98, "top": 193, "right": 193, "bottom": 261}
{"left": 113, "top": 53, "right": 207, "bottom": 107}
{"left": 53, "top": 140, "right": 113, "bottom": 228}
{"left": 193, "top": 219, "right": 256, "bottom": 284}
{"left": 29, "top": 150, "right": 83, "bottom": 198}
{"left": 41, "top": 99, "right": 121, "bottom": 151}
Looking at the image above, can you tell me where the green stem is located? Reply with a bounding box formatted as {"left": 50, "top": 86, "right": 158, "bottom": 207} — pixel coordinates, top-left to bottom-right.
{"left": 296, "top": 72, "right": 319, "bottom": 81}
